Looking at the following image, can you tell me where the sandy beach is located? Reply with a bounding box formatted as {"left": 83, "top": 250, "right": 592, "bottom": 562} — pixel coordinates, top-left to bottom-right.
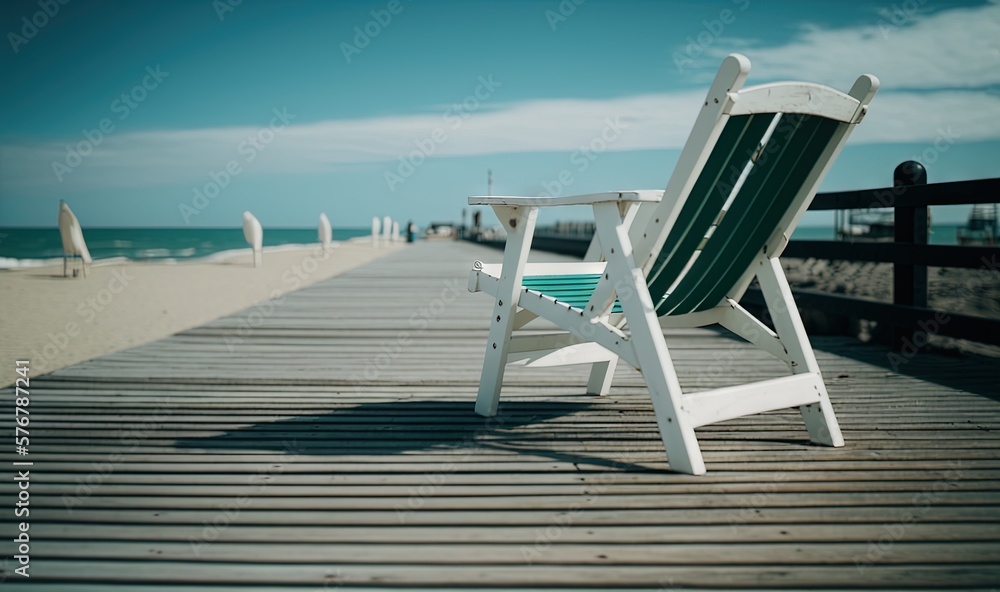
{"left": 0, "top": 239, "right": 402, "bottom": 386}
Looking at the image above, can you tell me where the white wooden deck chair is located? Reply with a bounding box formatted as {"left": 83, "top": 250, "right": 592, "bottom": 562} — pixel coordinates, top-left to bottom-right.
{"left": 467, "top": 54, "right": 878, "bottom": 475}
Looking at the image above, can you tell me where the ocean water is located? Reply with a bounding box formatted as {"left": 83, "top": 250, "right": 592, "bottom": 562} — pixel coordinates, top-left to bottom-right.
{"left": 792, "top": 224, "right": 963, "bottom": 245}
{"left": 0, "top": 227, "right": 371, "bottom": 269}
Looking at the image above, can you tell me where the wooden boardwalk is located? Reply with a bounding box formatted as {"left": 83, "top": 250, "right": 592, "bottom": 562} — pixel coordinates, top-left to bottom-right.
{"left": 5, "top": 239, "right": 1000, "bottom": 590}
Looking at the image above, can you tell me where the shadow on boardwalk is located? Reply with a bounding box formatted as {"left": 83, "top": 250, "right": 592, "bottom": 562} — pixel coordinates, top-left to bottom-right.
{"left": 806, "top": 334, "right": 1000, "bottom": 402}
{"left": 175, "top": 400, "right": 669, "bottom": 472}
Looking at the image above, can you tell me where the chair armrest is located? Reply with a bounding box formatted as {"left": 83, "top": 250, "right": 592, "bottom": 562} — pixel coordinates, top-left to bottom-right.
{"left": 468, "top": 190, "right": 663, "bottom": 207}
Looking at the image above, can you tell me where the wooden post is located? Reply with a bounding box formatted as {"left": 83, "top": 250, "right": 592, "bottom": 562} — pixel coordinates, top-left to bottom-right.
{"left": 893, "top": 161, "right": 928, "bottom": 351}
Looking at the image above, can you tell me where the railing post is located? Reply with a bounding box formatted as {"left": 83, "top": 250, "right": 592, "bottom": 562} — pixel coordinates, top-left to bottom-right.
{"left": 893, "top": 160, "right": 928, "bottom": 351}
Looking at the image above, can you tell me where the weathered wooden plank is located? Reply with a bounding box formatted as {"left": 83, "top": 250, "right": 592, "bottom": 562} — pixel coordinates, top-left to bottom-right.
{"left": 29, "top": 506, "right": 1000, "bottom": 526}
{"left": 11, "top": 479, "right": 1000, "bottom": 498}
{"left": 22, "top": 468, "right": 1000, "bottom": 485}
{"left": 27, "top": 522, "right": 1000, "bottom": 544}
{"left": 31, "top": 540, "right": 1000, "bottom": 565}
{"left": 20, "top": 561, "right": 1000, "bottom": 587}
{"left": 15, "top": 491, "right": 999, "bottom": 510}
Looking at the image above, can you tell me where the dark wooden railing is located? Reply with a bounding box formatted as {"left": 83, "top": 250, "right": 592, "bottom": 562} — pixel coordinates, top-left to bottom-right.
{"left": 755, "top": 173, "right": 1000, "bottom": 349}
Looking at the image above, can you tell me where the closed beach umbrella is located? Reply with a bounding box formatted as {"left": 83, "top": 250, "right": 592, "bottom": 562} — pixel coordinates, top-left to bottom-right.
{"left": 319, "top": 213, "right": 333, "bottom": 251}
{"left": 243, "top": 211, "right": 263, "bottom": 268}
{"left": 57, "top": 200, "right": 92, "bottom": 278}
{"left": 371, "top": 216, "right": 381, "bottom": 247}
{"left": 383, "top": 216, "right": 392, "bottom": 242}
{"left": 391, "top": 220, "right": 399, "bottom": 242}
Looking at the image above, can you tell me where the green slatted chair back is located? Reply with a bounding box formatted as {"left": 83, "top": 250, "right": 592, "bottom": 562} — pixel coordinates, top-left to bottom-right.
{"left": 622, "top": 56, "right": 877, "bottom": 320}
{"left": 648, "top": 112, "right": 842, "bottom": 316}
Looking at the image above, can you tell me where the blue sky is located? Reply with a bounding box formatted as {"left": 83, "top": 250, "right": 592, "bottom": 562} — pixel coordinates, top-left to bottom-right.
{"left": 1, "top": 0, "right": 998, "bottom": 229}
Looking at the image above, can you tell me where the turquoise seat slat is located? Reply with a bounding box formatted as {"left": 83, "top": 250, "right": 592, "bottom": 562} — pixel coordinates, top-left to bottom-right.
{"left": 647, "top": 114, "right": 773, "bottom": 310}
{"left": 523, "top": 276, "right": 600, "bottom": 288}
{"left": 537, "top": 290, "right": 602, "bottom": 297}
{"left": 522, "top": 274, "right": 623, "bottom": 313}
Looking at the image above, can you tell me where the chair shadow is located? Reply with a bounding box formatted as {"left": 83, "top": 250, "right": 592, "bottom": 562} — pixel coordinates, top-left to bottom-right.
{"left": 175, "top": 399, "right": 654, "bottom": 472}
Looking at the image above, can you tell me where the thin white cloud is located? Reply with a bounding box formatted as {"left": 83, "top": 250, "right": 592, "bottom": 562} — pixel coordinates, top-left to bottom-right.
{"left": 851, "top": 90, "right": 1000, "bottom": 144}
{"left": 705, "top": 0, "right": 1000, "bottom": 90}
{"left": 0, "top": 92, "right": 703, "bottom": 191}
{"left": 2, "top": 87, "right": 999, "bottom": 192}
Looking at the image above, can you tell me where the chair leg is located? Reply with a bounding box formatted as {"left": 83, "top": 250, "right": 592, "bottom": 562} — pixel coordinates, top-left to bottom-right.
{"left": 592, "top": 202, "right": 706, "bottom": 475}
{"left": 637, "top": 327, "right": 705, "bottom": 475}
{"left": 633, "top": 314, "right": 705, "bottom": 475}
{"left": 586, "top": 357, "right": 618, "bottom": 396}
{"left": 474, "top": 205, "right": 538, "bottom": 417}
{"left": 475, "top": 299, "right": 518, "bottom": 417}
{"left": 756, "top": 256, "right": 844, "bottom": 447}
{"left": 800, "top": 386, "right": 843, "bottom": 447}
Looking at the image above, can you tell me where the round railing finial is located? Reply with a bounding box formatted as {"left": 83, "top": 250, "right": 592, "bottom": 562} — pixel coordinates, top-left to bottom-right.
{"left": 894, "top": 160, "right": 927, "bottom": 187}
